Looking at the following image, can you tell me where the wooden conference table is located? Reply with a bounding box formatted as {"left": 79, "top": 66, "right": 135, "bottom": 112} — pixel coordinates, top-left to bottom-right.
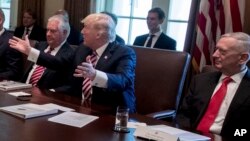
{"left": 0, "top": 87, "right": 229, "bottom": 141}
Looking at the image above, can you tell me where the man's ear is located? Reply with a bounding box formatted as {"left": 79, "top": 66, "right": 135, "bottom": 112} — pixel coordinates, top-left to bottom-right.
{"left": 239, "top": 53, "right": 249, "bottom": 64}
{"left": 159, "top": 19, "right": 164, "bottom": 24}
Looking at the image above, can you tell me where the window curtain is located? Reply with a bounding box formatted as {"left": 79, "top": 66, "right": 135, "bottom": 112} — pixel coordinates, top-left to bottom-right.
{"left": 64, "top": 0, "right": 91, "bottom": 31}
{"left": 17, "top": 0, "right": 45, "bottom": 27}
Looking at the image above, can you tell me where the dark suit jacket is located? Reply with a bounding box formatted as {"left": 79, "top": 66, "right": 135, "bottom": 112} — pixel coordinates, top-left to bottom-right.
{"left": 0, "top": 30, "right": 23, "bottom": 80}
{"left": 14, "top": 25, "right": 46, "bottom": 41}
{"left": 70, "top": 41, "right": 136, "bottom": 113}
{"left": 22, "top": 42, "right": 74, "bottom": 91}
{"left": 116, "top": 35, "right": 125, "bottom": 45}
{"left": 67, "top": 25, "right": 83, "bottom": 45}
{"left": 177, "top": 70, "right": 250, "bottom": 137}
{"left": 133, "top": 33, "right": 176, "bottom": 50}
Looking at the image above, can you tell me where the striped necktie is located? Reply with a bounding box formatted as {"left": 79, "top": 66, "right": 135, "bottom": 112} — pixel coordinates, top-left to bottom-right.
{"left": 82, "top": 51, "right": 98, "bottom": 100}
{"left": 29, "top": 48, "right": 54, "bottom": 86}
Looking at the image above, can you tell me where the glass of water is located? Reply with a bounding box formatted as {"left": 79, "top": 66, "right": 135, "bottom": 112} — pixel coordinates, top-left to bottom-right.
{"left": 113, "top": 106, "right": 130, "bottom": 133}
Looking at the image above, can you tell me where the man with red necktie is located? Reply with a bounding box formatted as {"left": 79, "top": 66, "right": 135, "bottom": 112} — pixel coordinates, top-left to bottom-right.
{"left": 71, "top": 13, "right": 136, "bottom": 113}
{"left": 9, "top": 14, "right": 74, "bottom": 91}
{"left": 177, "top": 32, "right": 250, "bottom": 139}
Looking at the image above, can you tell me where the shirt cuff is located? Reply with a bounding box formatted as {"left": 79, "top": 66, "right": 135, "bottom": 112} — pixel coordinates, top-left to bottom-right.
{"left": 92, "top": 70, "right": 108, "bottom": 88}
{"left": 27, "top": 48, "right": 40, "bottom": 63}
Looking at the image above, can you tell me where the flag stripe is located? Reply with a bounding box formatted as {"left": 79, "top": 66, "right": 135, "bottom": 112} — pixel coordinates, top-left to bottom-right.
{"left": 193, "top": 0, "right": 245, "bottom": 72}
{"left": 230, "top": 0, "right": 242, "bottom": 31}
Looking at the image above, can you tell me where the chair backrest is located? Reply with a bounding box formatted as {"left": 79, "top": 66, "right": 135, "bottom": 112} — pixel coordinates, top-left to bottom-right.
{"left": 130, "top": 46, "right": 190, "bottom": 115}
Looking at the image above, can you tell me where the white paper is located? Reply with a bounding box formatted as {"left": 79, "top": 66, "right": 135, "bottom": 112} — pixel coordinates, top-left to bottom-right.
{"left": 8, "top": 91, "right": 32, "bottom": 97}
{"left": 41, "top": 103, "right": 75, "bottom": 112}
{"left": 48, "top": 111, "right": 99, "bottom": 128}
{"left": 0, "top": 103, "right": 58, "bottom": 119}
{"left": 127, "top": 121, "right": 147, "bottom": 128}
{"left": 134, "top": 126, "right": 178, "bottom": 141}
{"left": 149, "top": 125, "right": 211, "bottom": 141}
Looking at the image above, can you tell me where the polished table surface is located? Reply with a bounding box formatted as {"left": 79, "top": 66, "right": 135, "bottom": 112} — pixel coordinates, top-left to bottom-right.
{"left": 0, "top": 88, "right": 174, "bottom": 141}
{"left": 0, "top": 88, "right": 231, "bottom": 141}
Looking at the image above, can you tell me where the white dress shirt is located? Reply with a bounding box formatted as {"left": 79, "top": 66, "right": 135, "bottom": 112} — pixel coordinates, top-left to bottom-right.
{"left": 210, "top": 68, "right": 247, "bottom": 134}
{"left": 143, "top": 31, "right": 162, "bottom": 48}
{"left": 25, "top": 40, "right": 66, "bottom": 83}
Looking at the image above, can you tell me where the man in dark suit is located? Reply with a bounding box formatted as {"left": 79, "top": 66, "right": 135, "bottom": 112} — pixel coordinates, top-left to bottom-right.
{"left": 14, "top": 9, "right": 46, "bottom": 44}
{"left": 133, "top": 7, "right": 176, "bottom": 50}
{"left": 72, "top": 13, "right": 136, "bottom": 113}
{"left": 177, "top": 32, "right": 250, "bottom": 138}
{"left": 0, "top": 8, "right": 23, "bottom": 81}
{"left": 9, "top": 15, "right": 74, "bottom": 91}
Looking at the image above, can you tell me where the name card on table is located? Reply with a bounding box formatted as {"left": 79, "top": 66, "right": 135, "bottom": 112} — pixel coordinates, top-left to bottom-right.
{"left": 134, "top": 126, "right": 179, "bottom": 141}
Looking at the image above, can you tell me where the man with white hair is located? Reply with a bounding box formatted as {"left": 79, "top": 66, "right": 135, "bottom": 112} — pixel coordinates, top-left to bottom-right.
{"left": 0, "top": 8, "right": 23, "bottom": 81}
{"left": 178, "top": 32, "right": 250, "bottom": 138}
{"left": 9, "top": 15, "right": 74, "bottom": 91}
{"left": 71, "top": 13, "right": 136, "bottom": 113}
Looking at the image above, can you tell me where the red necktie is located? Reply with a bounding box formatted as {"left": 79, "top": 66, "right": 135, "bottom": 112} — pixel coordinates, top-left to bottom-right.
{"left": 82, "top": 51, "right": 98, "bottom": 100}
{"left": 196, "top": 77, "right": 232, "bottom": 133}
{"left": 29, "top": 48, "right": 54, "bottom": 86}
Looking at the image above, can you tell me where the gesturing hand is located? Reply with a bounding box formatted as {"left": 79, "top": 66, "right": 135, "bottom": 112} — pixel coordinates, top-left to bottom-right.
{"left": 9, "top": 35, "right": 32, "bottom": 55}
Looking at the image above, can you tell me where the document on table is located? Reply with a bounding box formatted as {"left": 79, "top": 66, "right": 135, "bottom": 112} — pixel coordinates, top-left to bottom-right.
{"left": 41, "top": 103, "right": 75, "bottom": 112}
{"left": 48, "top": 111, "right": 99, "bottom": 128}
{"left": 8, "top": 91, "right": 32, "bottom": 97}
{"left": 149, "top": 125, "right": 210, "bottom": 141}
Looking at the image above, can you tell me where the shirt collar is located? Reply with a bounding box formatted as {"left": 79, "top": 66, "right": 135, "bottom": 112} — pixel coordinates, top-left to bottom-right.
{"left": 95, "top": 42, "right": 109, "bottom": 57}
{"left": 46, "top": 39, "right": 66, "bottom": 53}
{"left": 26, "top": 25, "right": 34, "bottom": 31}
{"left": 149, "top": 30, "right": 162, "bottom": 37}
{"left": 0, "top": 28, "right": 5, "bottom": 36}
{"left": 220, "top": 67, "right": 247, "bottom": 84}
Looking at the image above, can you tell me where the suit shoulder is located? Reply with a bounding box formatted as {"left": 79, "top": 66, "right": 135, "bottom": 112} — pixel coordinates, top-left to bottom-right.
{"left": 135, "top": 34, "right": 148, "bottom": 39}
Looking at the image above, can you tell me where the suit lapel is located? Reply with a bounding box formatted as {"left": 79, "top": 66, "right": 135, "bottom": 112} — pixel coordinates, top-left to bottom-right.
{"left": 154, "top": 33, "right": 164, "bottom": 48}
{"left": 195, "top": 72, "right": 221, "bottom": 125}
{"left": 95, "top": 42, "right": 115, "bottom": 69}
{"left": 225, "top": 70, "right": 250, "bottom": 118}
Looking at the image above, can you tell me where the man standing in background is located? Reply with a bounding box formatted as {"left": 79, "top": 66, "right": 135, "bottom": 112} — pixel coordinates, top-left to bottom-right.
{"left": 133, "top": 7, "right": 176, "bottom": 50}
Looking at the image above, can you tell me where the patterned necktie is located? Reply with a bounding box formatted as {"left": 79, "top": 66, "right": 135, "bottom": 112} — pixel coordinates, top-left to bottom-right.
{"left": 196, "top": 77, "right": 232, "bottom": 133}
{"left": 25, "top": 28, "right": 30, "bottom": 35}
{"left": 146, "top": 34, "right": 155, "bottom": 47}
{"left": 29, "top": 48, "right": 54, "bottom": 86}
{"left": 82, "top": 51, "right": 98, "bottom": 100}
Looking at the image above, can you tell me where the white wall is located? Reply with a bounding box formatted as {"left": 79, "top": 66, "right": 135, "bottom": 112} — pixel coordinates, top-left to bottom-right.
{"left": 44, "top": 0, "right": 65, "bottom": 27}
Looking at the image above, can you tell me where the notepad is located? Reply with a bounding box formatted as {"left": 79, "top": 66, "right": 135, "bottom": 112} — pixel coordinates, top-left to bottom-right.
{"left": 0, "top": 103, "right": 58, "bottom": 119}
{"left": 0, "top": 81, "right": 32, "bottom": 91}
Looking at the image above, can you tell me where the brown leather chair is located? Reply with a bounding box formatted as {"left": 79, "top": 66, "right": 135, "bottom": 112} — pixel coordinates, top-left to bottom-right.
{"left": 130, "top": 46, "right": 190, "bottom": 120}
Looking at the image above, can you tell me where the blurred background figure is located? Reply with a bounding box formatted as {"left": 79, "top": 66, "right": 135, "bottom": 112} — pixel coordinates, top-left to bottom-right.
{"left": 14, "top": 8, "right": 46, "bottom": 46}
{"left": 133, "top": 7, "right": 176, "bottom": 50}
{"left": 54, "top": 9, "right": 83, "bottom": 46}
{"left": 101, "top": 11, "right": 125, "bottom": 45}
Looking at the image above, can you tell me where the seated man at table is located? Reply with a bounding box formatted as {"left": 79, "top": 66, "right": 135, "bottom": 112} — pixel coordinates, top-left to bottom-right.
{"left": 0, "top": 8, "right": 23, "bottom": 81}
{"left": 9, "top": 15, "right": 74, "bottom": 91}
{"left": 71, "top": 13, "right": 136, "bottom": 113}
{"left": 177, "top": 32, "right": 250, "bottom": 138}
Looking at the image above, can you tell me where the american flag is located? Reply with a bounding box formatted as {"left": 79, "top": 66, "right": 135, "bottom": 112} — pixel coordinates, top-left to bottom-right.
{"left": 192, "top": 0, "right": 245, "bottom": 72}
